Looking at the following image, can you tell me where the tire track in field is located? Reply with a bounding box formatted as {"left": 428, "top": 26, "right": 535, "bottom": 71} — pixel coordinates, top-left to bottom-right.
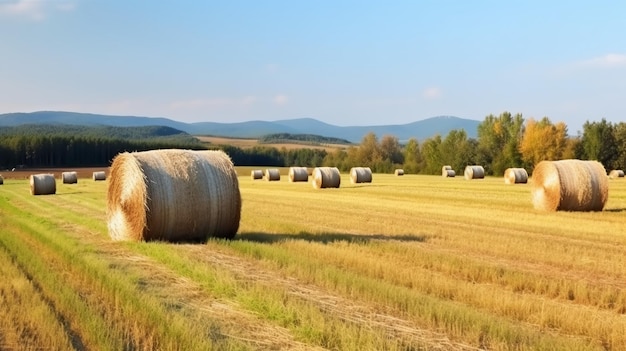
{"left": 179, "top": 245, "right": 482, "bottom": 351}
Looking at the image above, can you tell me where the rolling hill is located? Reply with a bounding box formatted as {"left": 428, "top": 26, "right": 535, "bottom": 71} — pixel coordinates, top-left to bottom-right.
{"left": 0, "top": 111, "right": 480, "bottom": 143}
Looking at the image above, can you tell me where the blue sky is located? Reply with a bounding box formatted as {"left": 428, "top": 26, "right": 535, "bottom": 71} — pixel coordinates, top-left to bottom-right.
{"left": 1, "top": 1, "right": 625, "bottom": 134}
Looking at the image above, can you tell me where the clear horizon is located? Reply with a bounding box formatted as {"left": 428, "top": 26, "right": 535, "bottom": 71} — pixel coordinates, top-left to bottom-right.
{"left": 2, "top": 1, "right": 625, "bottom": 134}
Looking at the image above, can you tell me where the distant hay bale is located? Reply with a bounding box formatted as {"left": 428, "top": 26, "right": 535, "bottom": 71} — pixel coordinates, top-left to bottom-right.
{"left": 609, "top": 169, "right": 625, "bottom": 179}
{"left": 312, "top": 167, "right": 341, "bottom": 189}
{"left": 504, "top": 168, "right": 528, "bottom": 184}
{"left": 531, "top": 159, "right": 608, "bottom": 212}
{"left": 0, "top": 175, "right": 3, "bottom": 185}
{"left": 443, "top": 170, "right": 456, "bottom": 178}
{"left": 350, "top": 167, "right": 372, "bottom": 184}
{"left": 394, "top": 169, "right": 404, "bottom": 176}
{"left": 62, "top": 171, "right": 78, "bottom": 184}
{"left": 106, "top": 149, "right": 241, "bottom": 242}
{"left": 93, "top": 171, "right": 107, "bottom": 181}
{"left": 30, "top": 174, "right": 56, "bottom": 195}
{"left": 250, "top": 169, "right": 263, "bottom": 180}
{"left": 464, "top": 165, "right": 485, "bottom": 180}
{"left": 288, "top": 167, "right": 309, "bottom": 182}
{"left": 442, "top": 165, "right": 451, "bottom": 175}
{"left": 264, "top": 168, "right": 281, "bottom": 181}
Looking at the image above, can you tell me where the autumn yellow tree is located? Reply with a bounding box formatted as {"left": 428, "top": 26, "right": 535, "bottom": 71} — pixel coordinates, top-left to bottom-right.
{"left": 519, "top": 117, "right": 568, "bottom": 169}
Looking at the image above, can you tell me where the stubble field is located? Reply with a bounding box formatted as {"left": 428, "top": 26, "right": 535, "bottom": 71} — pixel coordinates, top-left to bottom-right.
{"left": 1, "top": 169, "right": 625, "bottom": 350}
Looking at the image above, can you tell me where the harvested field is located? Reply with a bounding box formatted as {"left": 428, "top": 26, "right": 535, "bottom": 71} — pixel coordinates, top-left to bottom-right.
{"left": 1, "top": 171, "right": 625, "bottom": 350}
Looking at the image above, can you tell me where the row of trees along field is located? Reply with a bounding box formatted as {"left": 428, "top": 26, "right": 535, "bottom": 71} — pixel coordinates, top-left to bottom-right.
{"left": 0, "top": 112, "right": 623, "bottom": 175}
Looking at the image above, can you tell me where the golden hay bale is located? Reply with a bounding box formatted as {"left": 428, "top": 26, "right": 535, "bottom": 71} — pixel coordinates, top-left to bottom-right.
{"left": 312, "top": 167, "right": 341, "bottom": 189}
{"left": 250, "top": 169, "right": 263, "bottom": 180}
{"left": 92, "top": 171, "right": 107, "bottom": 181}
{"left": 288, "top": 167, "right": 309, "bottom": 182}
{"left": 106, "top": 149, "right": 241, "bottom": 242}
{"left": 394, "top": 169, "right": 404, "bottom": 176}
{"left": 264, "top": 168, "right": 281, "bottom": 181}
{"left": 62, "top": 171, "right": 78, "bottom": 184}
{"left": 443, "top": 169, "right": 456, "bottom": 178}
{"left": 504, "top": 168, "right": 528, "bottom": 184}
{"left": 531, "top": 159, "right": 608, "bottom": 212}
{"left": 464, "top": 165, "right": 485, "bottom": 180}
{"left": 30, "top": 174, "right": 56, "bottom": 195}
{"left": 350, "top": 167, "right": 373, "bottom": 184}
{"left": 441, "top": 165, "right": 452, "bottom": 176}
{"left": 608, "top": 169, "right": 625, "bottom": 179}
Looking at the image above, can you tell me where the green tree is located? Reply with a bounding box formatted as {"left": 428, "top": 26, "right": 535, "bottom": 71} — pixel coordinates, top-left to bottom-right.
{"left": 580, "top": 118, "right": 617, "bottom": 169}
{"left": 613, "top": 122, "right": 626, "bottom": 169}
{"left": 420, "top": 135, "right": 443, "bottom": 174}
{"left": 379, "top": 135, "right": 404, "bottom": 165}
{"left": 402, "top": 138, "right": 423, "bottom": 174}
{"left": 440, "top": 129, "right": 475, "bottom": 174}
{"left": 477, "top": 112, "right": 525, "bottom": 175}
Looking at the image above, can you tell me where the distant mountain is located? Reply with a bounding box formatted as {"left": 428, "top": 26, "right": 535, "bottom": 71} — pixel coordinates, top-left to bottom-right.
{"left": 0, "top": 111, "right": 480, "bottom": 143}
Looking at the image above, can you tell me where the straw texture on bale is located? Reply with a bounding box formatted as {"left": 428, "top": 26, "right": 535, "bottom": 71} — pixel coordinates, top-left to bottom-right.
{"left": 464, "top": 165, "right": 485, "bottom": 180}
{"left": 442, "top": 165, "right": 452, "bottom": 175}
{"left": 264, "top": 168, "right": 281, "bottom": 181}
{"left": 504, "top": 168, "right": 528, "bottom": 184}
{"left": 443, "top": 170, "right": 456, "bottom": 178}
{"left": 609, "top": 169, "right": 625, "bottom": 179}
{"left": 350, "top": 167, "right": 373, "bottom": 184}
{"left": 92, "top": 171, "right": 106, "bottom": 181}
{"left": 531, "top": 159, "right": 608, "bottom": 212}
{"left": 312, "top": 167, "right": 341, "bottom": 189}
{"left": 106, "top": 149, "right": 241, "bottom": 242}
{"left": 288, "top": 167, "right": 309, "bottom": 182}
{"left": 394, "top": 169, "right": 404, "bottom": 176}
{"left": 30, "top": 174, "right": 56, "bottom": 195}
{"left": 250, "top": 169, "right": 263, "bottom": 180}
{"left": 62, "top": 171, "right": 78, "bottom": 184}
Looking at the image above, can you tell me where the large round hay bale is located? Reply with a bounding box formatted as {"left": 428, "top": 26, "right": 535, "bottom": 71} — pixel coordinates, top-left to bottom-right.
{"left": 394, "top": 169, "right": 404, "bottom": 176}
{"left": 93, "top": 171, "right": 106, "bottom": 181}
{"left": 288, "top": 167, "right": 309, "bottom": 182}
{"left": 504, "top": 168, "right": 528, "bottom": 184}
{"left": 30, "top": 174, "right": 56, "bottom": 195}
{"left": 312, "top": 167, "right": 341, "bottom": 189}
{"left": 464, "top": 165, "right": 485, "bottom": 180}
{"left": 264, "top": 168, "right": 281, "bottom": 181}
{"left": 350, "top": 167, "right": 372, "bottom": 184}
{"left": 609, "top": 169, "right": 625, "bottom": 179}
{"left": 62, "top": 171, "right": 78, "bottom": 184}
{"left": 531, "top": 159, "right": 608, "bottom": 212}
{"left": 250, "top": 169, "right": 263, "bottom": 180}
{"left": 106, "top": 149, "right": 241, "bottom": 242}
{"left": 443, "top": 170, "right": 456, "bottom": 178}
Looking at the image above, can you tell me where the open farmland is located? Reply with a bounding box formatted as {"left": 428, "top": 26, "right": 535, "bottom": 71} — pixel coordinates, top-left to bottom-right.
{"left": 196, "top": 135, "right": 349, "bottom": 152}
{"left": 1, "top": 171, "right": 626, "bottom": 350}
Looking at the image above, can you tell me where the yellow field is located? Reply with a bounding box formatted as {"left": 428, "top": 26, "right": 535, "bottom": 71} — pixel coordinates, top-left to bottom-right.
{"left": 195, "top": 135, "right": 349, "bottom": 151}
{"left": 1, "top": 172, "right": 625, "bottom": 350}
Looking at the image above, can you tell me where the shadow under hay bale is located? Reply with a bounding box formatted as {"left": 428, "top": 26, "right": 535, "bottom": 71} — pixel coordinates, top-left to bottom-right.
{"left": 312, "top": 167, "right": 341, "bottom": 189}
{"left": 250, "top": 169, "right": 263, "bottom": 180}
{"left": 609, "top": 169, "right": 625, "bottom": 179}
{"left": 30, "top": 174, "right": 56, "bottom": 195}
{"left": 504, "top": 168, "right": 528, "bottom": 184}
{"left": 264, "top": 168, "right": 281, "bottom": 181}
{"left": 531, "top": 159, "right": 608, "bottom": 212}
{"left": 93, "top": 171, "right": 106, "bottom": 181}
{"left": 350, "top": 167, "right": 372, "bottom": 184}
{"left": 288, "top": 167, "right": 309, "bottom": 182}
{"left": 107, "top": 149, "right": 241, "bottom": 242}
{"left": 394, "top": 169, "right": 404, "bottom": 176}
{"left": 464, "top": 165, "right": 485, "bottom": 180}
{"left": 62, "top": 171, "right": 78, "bottom": 184}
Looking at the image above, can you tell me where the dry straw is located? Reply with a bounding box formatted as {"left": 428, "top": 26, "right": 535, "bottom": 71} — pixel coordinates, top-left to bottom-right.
{"left": 609, "top": 169, "right": 625, "bottom": 179}
{"left": 92, "top": 171, "right": 107, "bottom": 181}
{"left": 62, "top": 171, "right": 78, "bottom": 184}
{"left": 394, "top": 169, "right": 404, "bottom": 176}
{"left": 106, "top": 149, "right": 241, "bottom": 242}
{"left": 531, "top": 159, "right": 608, "bottom": 212}
{"left": 30, "top": 174, "right": 56, "bottom": 195}
{"left": 288, "top": 167, "right": 309, "bottom": 182}
{"left": 504, "top": 168, "right": 528, "bottom": 184}
{"left": 464, "top": 165, "right": 485, "bottom": 180}
{"left": 250, "top": 169, "right": 263, "bottom": 180}
{"left": 264, "top": 168, "right": 281, "bottom": 181}
{"left": 350, "top": 167, "right": 373, "bottom": 184}
{"left": 312, "top": 167, "right": 341, "bottom": 189}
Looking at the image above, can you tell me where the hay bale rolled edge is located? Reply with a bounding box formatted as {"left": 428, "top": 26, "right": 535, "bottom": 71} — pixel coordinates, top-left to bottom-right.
{"left": 531, "top": 159, "right": 608, "bottom": 211}
{"left": 504, "top": 168, "right": 528, "bottom": 184}
{"left": 106, "top": 149, "right": 241, "bottom": 242}
{"left": 30, "top": 173, "right": 56, "bottom": 195}
{"left": 441, "top": 165, "right": 452, "bottom": 176}
{"left": 312, "top": 167, "right": 341, "bottom": 189}
{"left": 350, "top": 167, "right": 372, "bottom": 184}
{"left": 62, "top": 171, "right": 78, "bottom": 184}
{"left": 464, "top": 165, "right": 485, "bottom": 180}
{"left": 394, "top": 169, "right": 404, "bottom": 176}
{"left": 443, "top": 169, "right": 456, "bottom": 178}
{"left": 288, "top": 167, "right": 309, "bottom": 182}
{"left": 250, "top": 169, "right": 263, "bottom": 180}
{"left": 264, "top": 168, "right": 281, "bottom": 181}
{"left": 93, "top": 171, "right": 107, "bottom": 181}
